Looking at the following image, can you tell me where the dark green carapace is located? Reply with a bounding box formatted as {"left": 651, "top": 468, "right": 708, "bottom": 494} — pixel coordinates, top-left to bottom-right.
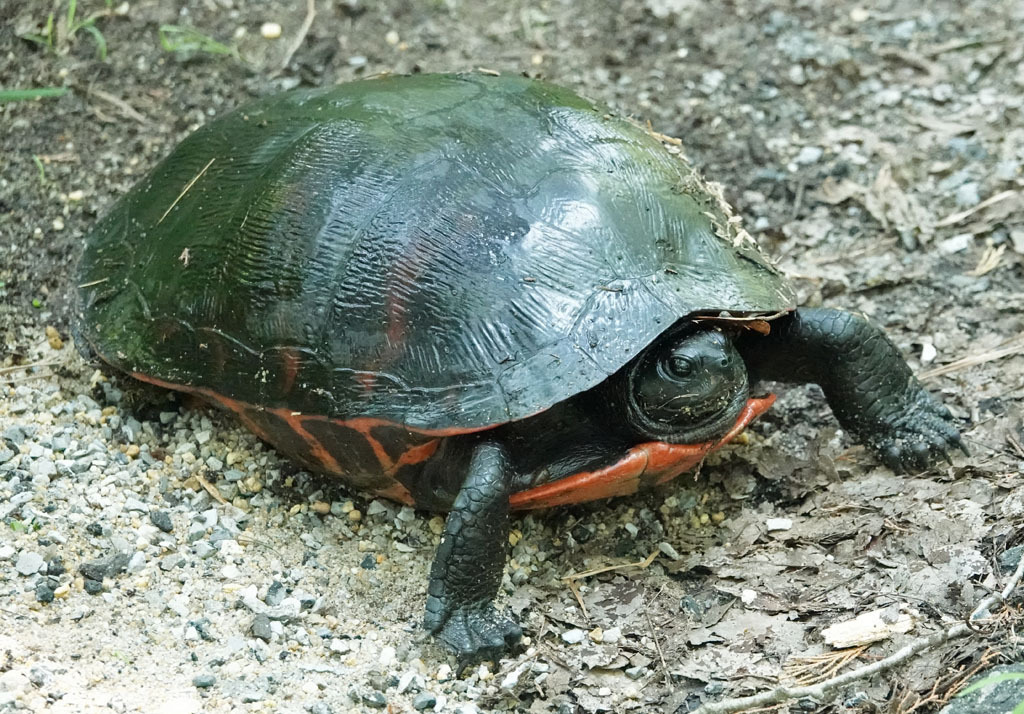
{"left": 78, "top": 72, "right": 793, "bottom": 431}
{"left": 78, "top": 72, "right": 965, "bottom": 662}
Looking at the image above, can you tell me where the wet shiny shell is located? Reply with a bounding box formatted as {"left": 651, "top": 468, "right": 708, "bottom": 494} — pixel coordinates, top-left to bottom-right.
{"left": 77, "top": 72, "right": 795, "bottom": 431}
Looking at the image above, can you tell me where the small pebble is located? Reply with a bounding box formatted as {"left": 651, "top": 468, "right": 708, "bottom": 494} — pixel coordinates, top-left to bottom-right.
{"left": 561, "top": 628, "right": 586, "bottom": 644}
{"left": 955, "top": 182, "right": 980, "bottom": 208}
{"left": 766, "top": 517, "right": 792, "bottom": 532}
{"left": 16, "top": 551, "right": 45, "bottom": 576}
{"left": 35, "top": 581, "right": 55, "bottom": 603}
{"left": 260, "top": 22, "right": 282, "bottom": 39}
{"left": 625, "top": 666, "right": 645, "bottom": 680}
{"left": 361, "top": 691, "right": 387, "bottom": 709}
{"left": 412, "top": 692, "right": 437, "bottom": 711}
{"left": 127, "top": 552, "right": 147, "bottom": 573}
{"left": 379, "top": 645, "right": 397, "bottom": 667}
{"left": 397, "top": 671, "right": 425, "bottom": 694}
{"left": 251, "top": 614, "right": 273, "bottom": 642}
{"left": 150, "top": 510, "right": 173, "bottom": 533}
{"left": 265, "top": 580, "right": 286, "bottom": 607}
{"left": 193, "top": 674, "right": 216, "bottom": 688}
{"left": 794, "top": 146, "right": 823, "bottom": 165}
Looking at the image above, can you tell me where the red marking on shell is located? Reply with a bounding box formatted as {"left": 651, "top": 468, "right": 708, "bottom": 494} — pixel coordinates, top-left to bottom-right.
{"left": 128, "top": 372, "right": 459, "bottom": 499}
{"left": 393, "top": 438, "right": 441, "bottom": 471}
{"left": 280, "top": 412, "right": 347, "bottom": 476}
{"left": 128, "top": 372, "right": 492, "bottom": 437}
{"left": 279, "top": 349, "right": 301, "bottom": 395}
{"left": 508, "top": 395, "right": 775, "bottom": 510}
{"left": 319, "top": 414, "right": 396, "bottom": 473}
{"left": 355, "top": 372, "right": 377, "bottom": 396}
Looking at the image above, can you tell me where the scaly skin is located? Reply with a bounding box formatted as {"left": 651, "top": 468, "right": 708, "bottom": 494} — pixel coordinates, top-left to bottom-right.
{"left": 737, "top": 307, "right": 966, "bottom": 472}
{"left": 423, "top": 443, "right": 521, "bottom": 663}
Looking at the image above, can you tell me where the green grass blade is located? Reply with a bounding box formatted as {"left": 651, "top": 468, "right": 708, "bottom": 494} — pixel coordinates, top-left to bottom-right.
{"left": 0, "top": 87, "right": 69, "bottom": 102}
{"left": 158, "top": 24, "right": 238, "bottom": 58}
{"left": 82, "top": 23, "right": 107, "bottom": 59}
{"left": 959, "top": 672, "right": 1024, "bottom": 697}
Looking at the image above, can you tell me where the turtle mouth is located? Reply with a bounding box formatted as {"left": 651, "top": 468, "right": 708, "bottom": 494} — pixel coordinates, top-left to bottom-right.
{"left": 642, "top": 383, "right": 750, "bottom": 445}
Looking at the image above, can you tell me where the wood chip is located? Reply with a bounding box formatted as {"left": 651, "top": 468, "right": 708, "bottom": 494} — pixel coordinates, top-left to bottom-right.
{"left": 821, "top": 607, "right": 917, "bottom": 648}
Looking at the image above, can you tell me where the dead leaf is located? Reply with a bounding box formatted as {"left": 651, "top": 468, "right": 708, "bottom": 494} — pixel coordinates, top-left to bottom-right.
{"left": 967, "top": 244, "right": 1007, "bottom": 276}
{"left": 862, "top": 164, "right": 934, "bottom": 240}
{"left": 819, "top": 176, "right": 863, "bottom": 205}
{"left": 814, "top": 166, "right": 933, "bottom": 241}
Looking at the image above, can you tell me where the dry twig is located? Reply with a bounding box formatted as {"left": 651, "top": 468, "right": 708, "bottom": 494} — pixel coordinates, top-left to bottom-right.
{"left": 194, "top": 471, "right": 229, "bottom": 506}
{"left": 935, "top": 190, "right": 1018, "bottom": 228}
{"left": 277, "top": 0, "right": 316, "bottom": 73}
{"left": 563, "top": 550, "right": 660, "bottom": 582}
{"left": 81, "top": 85, "right": 148, "bottom": 124}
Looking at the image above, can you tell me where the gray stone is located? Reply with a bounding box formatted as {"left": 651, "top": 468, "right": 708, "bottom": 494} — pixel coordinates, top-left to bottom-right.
{"left": 251, "top": 614, "right": 273, "bottom": 642}
{"left": 29, "top": 458, "right": 56, "bottom": 478}
{"left": 127, "top": 552, "right": 147, "bottom": 573}
{"left": 412, "top": 693, "right": 436, "bottom": 711}
{"left": 79, "top": 551, "right": 130, "bottom": 581}
{"left": 265, "top": 581, "right": 286, "bottom": 607}
{"left": 15, "top": 551, "right": 45, "bottom": 576}
{"left": 193, "top": 541, "right": 216, "bottom": 559}
{"left": 35, "top": 581, "right": 55, "bottom": 603}
{"left": 361, "top": 691, "right": 387, "bottom": 709}
{"left": 124, "top": 496, "right": 149, "bottom": 513}
{"left": 560, "top": 628, "right": 586, "bottom": 644}
{"left": 159, "top": 554, "right": 184, "bottom": 571}
{"left": 3, "top": 426, "right": 26, "bottom": 446}
{"left": 193, "top": 674, "right": 216, "bottom": 688}
{"left": 150, "top": 510, "right": 173, "bottom": 533}
{"left": 794, "top": 146, "right": 823, "bottom": 165}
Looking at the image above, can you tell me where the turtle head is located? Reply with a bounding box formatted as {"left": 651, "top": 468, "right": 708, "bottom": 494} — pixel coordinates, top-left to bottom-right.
{"left": 622, "top": 328, "right": 749, "bottom": 444}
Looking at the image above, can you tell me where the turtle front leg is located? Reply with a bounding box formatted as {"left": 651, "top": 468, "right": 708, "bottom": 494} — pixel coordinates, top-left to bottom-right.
{"left": 423, "top": 441, "right": 522, "bottom": 662}
{"left": 737, "top": 307, "right": 967, "bottom": 472}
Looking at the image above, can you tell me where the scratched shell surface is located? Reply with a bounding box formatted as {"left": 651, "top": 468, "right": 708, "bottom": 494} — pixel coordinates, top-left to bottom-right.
{"left": 77, "top": 73, "right": 795, "bottom": 430}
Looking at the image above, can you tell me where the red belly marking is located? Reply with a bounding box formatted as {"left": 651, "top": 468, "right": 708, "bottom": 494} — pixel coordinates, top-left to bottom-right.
{"left": 508, "top": 395, "right": 775, "bottom": 510}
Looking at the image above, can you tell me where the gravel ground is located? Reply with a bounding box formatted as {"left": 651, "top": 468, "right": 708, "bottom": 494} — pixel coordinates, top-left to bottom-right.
{"left": 2, "top": 0, "right": 1024, "bottom": 713}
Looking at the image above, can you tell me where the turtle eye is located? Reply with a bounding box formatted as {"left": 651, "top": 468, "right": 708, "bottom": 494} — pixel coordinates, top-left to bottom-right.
{"left": 666, "top": 356, "right": 696, "bottom": 379}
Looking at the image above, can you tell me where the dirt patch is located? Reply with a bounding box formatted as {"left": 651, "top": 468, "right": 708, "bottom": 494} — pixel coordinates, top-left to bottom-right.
{"left": 2, "top": 1, "right": 1023, "bottom": 712}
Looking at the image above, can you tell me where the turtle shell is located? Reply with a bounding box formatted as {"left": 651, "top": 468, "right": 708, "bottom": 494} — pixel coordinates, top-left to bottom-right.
{"left": 77, "top": 72, "right": 795, "bottom": 432}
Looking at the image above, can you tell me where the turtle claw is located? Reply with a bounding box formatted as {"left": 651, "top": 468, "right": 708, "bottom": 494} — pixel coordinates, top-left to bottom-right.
{"left": 425, "top": 603, "right": 522, "bottom": 666}
{"left": 867, "top": 389, "right": 966, "bottom": 474}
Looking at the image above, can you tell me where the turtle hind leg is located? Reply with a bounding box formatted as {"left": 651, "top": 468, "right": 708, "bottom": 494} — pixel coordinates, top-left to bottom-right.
{"left": 737, "top": 307, "right": 967, "bottom": 473}
{"left": 423, "top": 441, "right": 522, "bottom": 664}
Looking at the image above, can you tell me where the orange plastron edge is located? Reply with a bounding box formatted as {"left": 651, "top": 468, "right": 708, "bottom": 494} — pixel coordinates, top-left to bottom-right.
{"left": 508, "top": 395, "right": 776, "bottom": 511}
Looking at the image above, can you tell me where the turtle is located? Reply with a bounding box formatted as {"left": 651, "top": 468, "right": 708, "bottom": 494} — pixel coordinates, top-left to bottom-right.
{"left": 77, "top": 71, "right": 965, "bottom": 661}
